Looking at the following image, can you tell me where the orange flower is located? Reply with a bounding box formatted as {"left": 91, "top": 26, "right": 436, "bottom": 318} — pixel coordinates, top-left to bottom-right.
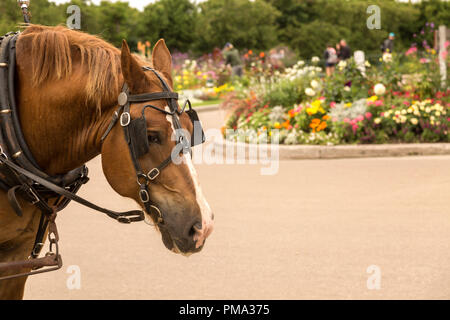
{"left": 282, "top": 119, "right": 290, "bottom": 129}
{"left": 248, "top": 50, "right": 253, "bottom": 55}
{"left": 145, "top": 41, "right": 151, "bottom": 47}
{"left": 317, "top": 121, "right": 327, "bottom": 131}
{"left": 309, "top": 118, "right": 327, "bottom": 132}
{"left": 288, "top": 109, "right": 296, "bottom": 118}
{"left": 259, "top": 52, "right": 265, "bottom": 58}
{"left": 322, "top": 115, "right": 330, "bottom": 120}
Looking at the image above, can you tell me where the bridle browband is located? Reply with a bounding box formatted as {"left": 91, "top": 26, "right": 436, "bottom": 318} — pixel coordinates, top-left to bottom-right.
{"left": 100, "top": 66, "right": 202, "bottom": 225}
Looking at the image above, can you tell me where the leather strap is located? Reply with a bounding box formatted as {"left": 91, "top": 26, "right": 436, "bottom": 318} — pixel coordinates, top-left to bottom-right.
{"left": 0, "top": 155, "right": 144, "bottom": 224}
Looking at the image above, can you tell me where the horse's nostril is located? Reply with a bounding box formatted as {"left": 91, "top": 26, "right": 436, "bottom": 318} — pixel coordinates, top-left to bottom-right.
{"left": 188, "top": 221, "right": 202, "bottom": 237}
{"left": 193, "top": 221, "right": 203, "bottom": 231}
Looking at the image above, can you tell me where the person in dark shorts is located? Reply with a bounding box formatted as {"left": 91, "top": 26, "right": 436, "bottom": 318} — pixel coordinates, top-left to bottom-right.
{"left": 324, "top": 43, "right": 338, "bottom": 76}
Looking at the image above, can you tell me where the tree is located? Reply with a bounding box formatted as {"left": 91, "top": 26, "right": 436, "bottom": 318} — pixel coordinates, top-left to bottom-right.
{"left": 195, "top": 0, "right": 280, "bottom": 53}
{"left": 138, "top": 0, "right": 197, "bottom": 53}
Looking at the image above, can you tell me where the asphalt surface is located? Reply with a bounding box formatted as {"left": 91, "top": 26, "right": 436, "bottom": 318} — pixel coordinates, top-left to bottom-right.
{"left": 24, "top": 109, "right": 450, "bottom": 299}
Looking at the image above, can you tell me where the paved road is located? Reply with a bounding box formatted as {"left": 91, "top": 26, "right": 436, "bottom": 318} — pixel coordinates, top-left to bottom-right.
{"left": 24, "top": 109, "right": 450, "bottom": 299}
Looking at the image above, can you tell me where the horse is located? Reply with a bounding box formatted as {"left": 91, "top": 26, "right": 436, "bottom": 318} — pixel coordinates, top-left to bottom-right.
{"left": 0, "top": 25, "right": 214, "bottom": 299}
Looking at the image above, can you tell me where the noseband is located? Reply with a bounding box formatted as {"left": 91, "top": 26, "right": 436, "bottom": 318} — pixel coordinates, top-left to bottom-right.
{"left": 101, "top": 67, "right": 205, "bottom": 225}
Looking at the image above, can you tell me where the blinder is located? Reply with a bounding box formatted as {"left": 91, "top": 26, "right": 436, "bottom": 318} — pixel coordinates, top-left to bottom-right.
{"left": 127, "top": 100, "right": 206, "bottom": 159}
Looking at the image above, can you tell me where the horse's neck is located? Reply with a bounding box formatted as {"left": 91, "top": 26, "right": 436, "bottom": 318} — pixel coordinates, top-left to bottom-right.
{"left": 15, "top": 59, "right": 117, "bottom": 176}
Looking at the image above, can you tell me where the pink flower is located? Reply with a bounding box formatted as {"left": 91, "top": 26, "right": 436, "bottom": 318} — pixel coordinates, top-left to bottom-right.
{"left": 365, "top": 112, "right": 372, "bottom": 120}
{"left": 356, "top": 115, "right": 364, "bottom": 122}
{"left": 332, "top": 117, "right": 338, "bottom": 122}
{"left": 403, "top": 101, "right": 410, "bottom": 106}
{"left": 288, "top": 125, "right": 293, "bottom": 130}
{"left": 375, "top": 100, "right": 383, "bottom": 107}
{"left": 343, "top": 118, "right": 350, "bottom": 123}
{"left": 391, "top": 105, "right": 396, "bottom": 109}
{"left": 330, "top": 101, "right": 336, "bottom": 108}
{"left": 367, "top": 100, "right": 374, "bottom": 106}
{"left": 380, "top": 112, "right": 385, "bottom": 117}
{"left": 352, "top": 124, "right": 358, "bottom": 134}
{"left": 350, "top": 119, "right": 357, "bottom": 125}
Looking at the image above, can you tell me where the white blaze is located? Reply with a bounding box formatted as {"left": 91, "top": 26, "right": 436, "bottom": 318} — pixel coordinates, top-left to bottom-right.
{"left": 165, "top": 109, "right": 214, "bottom": 248}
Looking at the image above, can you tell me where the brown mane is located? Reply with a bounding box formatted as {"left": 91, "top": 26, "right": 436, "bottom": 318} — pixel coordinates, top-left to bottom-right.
{"left": 22, "top": 25, "right": 123, "bottom": 111}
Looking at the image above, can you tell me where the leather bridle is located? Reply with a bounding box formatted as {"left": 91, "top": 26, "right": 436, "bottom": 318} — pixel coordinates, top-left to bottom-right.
{"left": 100, "top": 66, "right": 204, "bottom": 225}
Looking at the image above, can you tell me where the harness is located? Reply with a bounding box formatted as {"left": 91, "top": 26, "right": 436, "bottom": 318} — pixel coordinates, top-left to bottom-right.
{"left": 0, "top": 32, "right": 205, "bottom": 281}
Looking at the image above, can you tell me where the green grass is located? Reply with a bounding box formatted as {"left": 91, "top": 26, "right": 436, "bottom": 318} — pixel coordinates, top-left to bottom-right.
{"left": 192, "top": 99, "right": 223, "bottom": 107}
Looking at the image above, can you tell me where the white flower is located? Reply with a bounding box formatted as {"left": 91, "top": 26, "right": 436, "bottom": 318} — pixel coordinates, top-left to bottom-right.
{"left": 365, "top": 61, "right": 371, "bottom": 67}
{"left": 410, "top": 118, "right": 418, "bottom": 125}
{"left": 344, "top": 86, "right": 351, "bottom": 92}
{"left": 382, "top": 52, "right": 392, "bottom": 63}
{"left": 297, "top": 60, "right": 305, "bottom": 67}
{"left": 310, "top": 80, "right": 319, "bottom": 89}
{"left": 311, "top": 56, "right": 320, "bottom": 63}
{"left": 374, "top": 118, "right": 381, "bottom": 124}
{"left": 374, "top": 83, "right": 386, "bottom": 96}
{"left": 337, "top": 60, "right": 347, "bottom": 69}
{"left": 305, "top": 88, "right": 316, "bottom": 96}
{"left": 435, "top": 111, "right": 441, "bottom": 116}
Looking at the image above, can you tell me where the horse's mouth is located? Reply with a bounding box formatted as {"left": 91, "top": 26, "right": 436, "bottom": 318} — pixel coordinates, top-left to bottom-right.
{"left": 159, "top": 226, "right": 203, "bottom": 256}
{"left": 143, "top": 209, "right": 204, "bottom": 255}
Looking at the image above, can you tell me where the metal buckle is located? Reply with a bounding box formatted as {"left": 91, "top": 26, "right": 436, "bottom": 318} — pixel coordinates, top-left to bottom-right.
{"left": 28, "top": 187, "right": 40, "bottom": 205}
{"left": 139, "top": 188, "right": 150, "bottom": 203}
{"left": 120, "top": 112, "right": 131, "bottom": 126}
{"left": 150, "top": 205, "right": 163, "bottom": 224}
{"left": 30, "top": 242, "right": 44, "bottom": 258}
{"left": 0, "top": 145, "right": 7, "bottom": 160}
{"left": 117, "top": 216, "right": 131, "bottom": 224}
{"left": 147, "top": 168, "right": 160, "bottom": 180}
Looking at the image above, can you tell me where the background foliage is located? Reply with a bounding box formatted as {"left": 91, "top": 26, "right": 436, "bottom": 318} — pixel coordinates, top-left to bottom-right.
{"left": 0, "top": 0, "right": 449, "bottom": 58}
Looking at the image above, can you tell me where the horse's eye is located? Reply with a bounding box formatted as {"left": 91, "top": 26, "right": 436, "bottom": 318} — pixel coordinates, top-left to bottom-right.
{"left": 148, "top": 134, "right": 160, "bottom": 144}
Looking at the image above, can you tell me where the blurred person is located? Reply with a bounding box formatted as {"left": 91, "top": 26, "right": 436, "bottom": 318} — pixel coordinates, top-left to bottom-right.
{"left": 338, "top": 39, "right": 351, "bottom": 60}
{"left": 336, "top": 43, "right": 341, "bottom": 60}
{"left": 381, "top": 32, "right": 395, "bottom": 53}
{"left": 223, "top": 42, "right": 243, "bottom": 77}
{"left": 324, "top": 43, "right": 338, "bottom": 76}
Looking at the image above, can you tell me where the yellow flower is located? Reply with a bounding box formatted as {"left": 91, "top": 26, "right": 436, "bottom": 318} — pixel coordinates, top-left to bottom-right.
{"left": 367, "top": 95, "right": 378, "bottom": 102}
{"left": 274, "top": 122, "right": 281, "bottom": 129}
{"left": 345, "top": 102, "right": 352, "bottom": 108}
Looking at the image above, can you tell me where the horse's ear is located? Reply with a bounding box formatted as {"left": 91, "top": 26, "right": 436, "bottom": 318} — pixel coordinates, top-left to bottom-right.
{"left": 152, "top": 39, "right": 173, "bottom": 87}
{"left": 121, "top": 39, "right": 149, "bottom": 93}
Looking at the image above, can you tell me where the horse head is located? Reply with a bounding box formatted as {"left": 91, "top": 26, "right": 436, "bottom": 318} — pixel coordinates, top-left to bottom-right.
{"left": 100, "top": 40, "right": 214, "bottom": 255}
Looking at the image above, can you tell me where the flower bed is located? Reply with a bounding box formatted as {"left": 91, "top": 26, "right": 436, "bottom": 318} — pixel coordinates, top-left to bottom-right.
{"left": 221, "top": 41, "right": 450, "bottom": 145}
